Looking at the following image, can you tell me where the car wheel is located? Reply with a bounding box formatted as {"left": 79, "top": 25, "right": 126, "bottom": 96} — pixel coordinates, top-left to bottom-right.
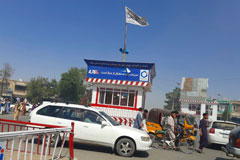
{"left": 28, "top": 108, "right": 32, "bottom": 113}
{"left": 116, "top": 138, "right": 135, "bottom": 157}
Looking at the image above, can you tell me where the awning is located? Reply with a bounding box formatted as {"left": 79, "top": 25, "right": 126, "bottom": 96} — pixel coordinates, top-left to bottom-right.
{"left": 179, "top": 99, "right": 218, "bottom": 104}
{"left": 86, "top": 78, "right": 149, "bottom": 87}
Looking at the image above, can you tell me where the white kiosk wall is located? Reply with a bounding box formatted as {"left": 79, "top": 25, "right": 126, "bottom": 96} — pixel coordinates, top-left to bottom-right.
{"left": 90, "top": 83, "right": 145, "bottom": 119}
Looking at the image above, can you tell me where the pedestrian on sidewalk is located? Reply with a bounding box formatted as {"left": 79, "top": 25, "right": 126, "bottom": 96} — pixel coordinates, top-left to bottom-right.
{"left": 5, "top": 99, "right": 10, "bottom": 114}
{"left": 134, "top": 108, "right": 143, "bottom": 129}
{"left": 199, "top": 113, "right": 209, "bottom": 153}
{"left": 0, "top": 101, "right": 2, "bottom": 115}
{"left": 142, "top": 109, "right": 149, "bottom": 133}
{"left": 21, "top": 98, "right": 27, "bottom": 115}
{"left": 167, "top": 111, "right": 177, "bottom": 150}
{"left": 14, "top": 98, "right": 22, "bottom": 121}
{"left": 0, "top": 99, "right": 5, "bottom": 114}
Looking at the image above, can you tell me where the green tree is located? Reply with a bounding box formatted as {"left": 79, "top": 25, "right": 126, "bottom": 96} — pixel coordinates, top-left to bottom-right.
{"left": 46, "top": 79, "right": 59, "bottom": 99}
{"left": 0, "top": 63, "right": 14, "bottom": 96}
{"left": 164, "top": 87, "right": 181, "bottom": 111}
{"left": 26, "top": 77, "right": 59, "bottom": 103}
{"left": 59, "top": 68, "right": 86, "bottom": 104}
{"left": 27, "top": 77, "right": 48, "bottom": 103}
{"left": 222, "top": 105, "right": 230, "bottom": 121}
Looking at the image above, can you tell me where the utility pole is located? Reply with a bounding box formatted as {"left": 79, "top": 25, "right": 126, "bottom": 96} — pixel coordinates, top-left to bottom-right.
{"left": 172, "top": 98, "right": 175, "bottom": 111}
{"left": 122, "top": 23, "right": 128, "bottom": 62}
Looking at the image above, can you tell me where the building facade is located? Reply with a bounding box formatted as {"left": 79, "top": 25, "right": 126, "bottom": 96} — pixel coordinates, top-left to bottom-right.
{"left": 180, "top": 99, "right": 218, "bottom": 121}
{"left": 0, "top": 79, "right": 28, "bottom": 100}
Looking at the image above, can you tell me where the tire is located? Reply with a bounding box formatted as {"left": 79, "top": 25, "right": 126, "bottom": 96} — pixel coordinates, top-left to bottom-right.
{"left": 116, "top": 138, "right": 136, "bottom": 157}
{"left": 178, "top": 139, "right": 195, "bottom": 154}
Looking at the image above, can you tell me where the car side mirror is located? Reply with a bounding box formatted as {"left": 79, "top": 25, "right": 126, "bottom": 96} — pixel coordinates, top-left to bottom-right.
{"left": 101, "top": 121, "right": 109, "bottom": 126}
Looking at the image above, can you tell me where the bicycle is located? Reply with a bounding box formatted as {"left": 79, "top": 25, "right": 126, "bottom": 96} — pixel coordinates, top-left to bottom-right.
{"left": 151, "top": 125, "right": 196, "bottom": 154}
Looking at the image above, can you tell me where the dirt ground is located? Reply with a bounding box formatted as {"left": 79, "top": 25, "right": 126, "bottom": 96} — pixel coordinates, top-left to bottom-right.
{"left": 4, "top": 150, "right": 69, "bottom": 160}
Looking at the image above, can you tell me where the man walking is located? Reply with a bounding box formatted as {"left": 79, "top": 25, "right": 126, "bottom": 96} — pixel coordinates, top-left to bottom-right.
{"left": 167, "top": 111, "right": 177, "bottom": 150}
{"left": 134, "top": 108, "right": 143, "bottom": 129}
{"left": 14, "top": 98, "right": 22, "bottom": 121}
{"left": 199, "top": 113, "right": 209, "bottom": 153}
{"left": 5, "top": 99, "right": 10, "bottom": 114}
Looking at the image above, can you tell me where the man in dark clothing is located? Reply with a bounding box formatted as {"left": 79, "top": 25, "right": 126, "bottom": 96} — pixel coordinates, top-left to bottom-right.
{"left": 199, "top": 113, "right": 209, "bottom": 153}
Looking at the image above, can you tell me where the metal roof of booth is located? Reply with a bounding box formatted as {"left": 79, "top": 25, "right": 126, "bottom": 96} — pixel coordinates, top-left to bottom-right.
{"left": 84, "top": 59, "right": 155, "bottom": 72}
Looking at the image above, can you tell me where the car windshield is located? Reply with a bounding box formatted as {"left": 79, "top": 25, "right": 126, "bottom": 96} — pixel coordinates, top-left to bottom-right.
{"left": 100, "top": 111, "right": 120, "bottom": 126}
{"left": 212, "top": 122, "right": 238, "bottom": 130}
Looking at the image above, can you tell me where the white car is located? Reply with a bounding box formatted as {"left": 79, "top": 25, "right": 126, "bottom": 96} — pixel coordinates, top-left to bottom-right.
{"left": 30, "top": 102, "right": 152, "bottom": 157}
{"left": 207, "top": 120, "right": 238, "bottom": 145}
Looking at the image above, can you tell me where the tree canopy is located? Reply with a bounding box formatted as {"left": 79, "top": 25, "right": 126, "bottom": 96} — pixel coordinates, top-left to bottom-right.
{"left": 222, "top": 105, "right": 231, "bottom": 121}
{"left": 0, "top": 63, "right": 14, "bottom": 96}
{"left": 26, "top": 77, "right": 58, "bottom": 104}
{"left": 58, "top": 67, "right": 87, "bottom": 104}
{"left": 26, "top": 67, "right": 88, "bottom": 104}
{"left": 164, "top": 87, "right": 181, "bottom": 111}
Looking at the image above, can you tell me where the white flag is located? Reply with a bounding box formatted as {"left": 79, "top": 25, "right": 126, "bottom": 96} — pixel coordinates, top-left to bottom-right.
{"left": 125, "top": 6, "right": 149, "bottom": 27}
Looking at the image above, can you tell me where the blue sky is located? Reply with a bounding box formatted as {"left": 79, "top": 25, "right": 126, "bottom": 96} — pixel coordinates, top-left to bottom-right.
{"left": 0, "top": 0, "right": 240, "bottom": 108}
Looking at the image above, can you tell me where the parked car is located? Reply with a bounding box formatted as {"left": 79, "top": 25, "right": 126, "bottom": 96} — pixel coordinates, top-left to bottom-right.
{"left": 207, "top": 120, "right": 238, "bottom": 146}
{"left": 30, "top": 102, "right": 152, "bottom": 157}
{"left": 222, "top": 126, "right": 240, "bottom": 158}
{"left": 10, "top": 103, "right": 33, "bottom": 112}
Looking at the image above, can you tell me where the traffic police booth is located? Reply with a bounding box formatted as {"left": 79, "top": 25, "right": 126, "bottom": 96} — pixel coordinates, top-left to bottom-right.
{"left": 85, "top": 59, "right": 156, "bottom": 126}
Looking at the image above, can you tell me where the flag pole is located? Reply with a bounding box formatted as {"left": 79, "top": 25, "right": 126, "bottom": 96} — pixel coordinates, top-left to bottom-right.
{"left": 123, "top": 22, "right": 127, "bottom": 62}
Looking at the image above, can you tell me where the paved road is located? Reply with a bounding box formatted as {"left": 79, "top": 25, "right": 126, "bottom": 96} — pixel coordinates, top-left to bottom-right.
{"left": 0, "top": 112, "right": 237, "bottom": 160}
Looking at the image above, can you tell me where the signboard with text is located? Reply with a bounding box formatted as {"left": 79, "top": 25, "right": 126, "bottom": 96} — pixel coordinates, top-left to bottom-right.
{"left": 87, "top": 66, "right": 150, "bottom": 82}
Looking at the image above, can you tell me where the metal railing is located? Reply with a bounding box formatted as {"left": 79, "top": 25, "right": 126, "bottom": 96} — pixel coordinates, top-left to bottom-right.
{"left": 0, "top": 119, "right": 75, "bottom": 160}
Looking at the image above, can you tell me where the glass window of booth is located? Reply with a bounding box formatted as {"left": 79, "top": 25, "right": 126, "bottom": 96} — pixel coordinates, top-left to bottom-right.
{"left": 98, "top": 88, "right": 136, "bottom": 107}
{"left": 99, "top": 88, "right": 105, "bottom": 104}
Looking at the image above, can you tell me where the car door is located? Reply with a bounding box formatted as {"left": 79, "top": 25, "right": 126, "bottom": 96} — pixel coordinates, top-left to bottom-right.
{"left": 56, "top": 107, "right": 85, "bottom": 140}
{"left": 32, "top": 105, "right": 63, "bottom": 126}
{"left": 81, "top": 109, "right": 114, "bottom": 145}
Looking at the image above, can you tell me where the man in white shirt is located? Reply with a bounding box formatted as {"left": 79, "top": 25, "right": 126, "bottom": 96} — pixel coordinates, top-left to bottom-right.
{"left": 167, "top": 111, "right": 177, "bottom": 149}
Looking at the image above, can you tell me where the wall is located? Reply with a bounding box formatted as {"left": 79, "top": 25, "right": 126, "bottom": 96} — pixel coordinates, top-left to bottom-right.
{"left": 200, "top": 104, "right": 217, "bottom": 122}
{"left": 181, "top": 102, "right": 218, "bottom": 122}
{"left": 181, "top": 102, "right": 198, "bottom": 115}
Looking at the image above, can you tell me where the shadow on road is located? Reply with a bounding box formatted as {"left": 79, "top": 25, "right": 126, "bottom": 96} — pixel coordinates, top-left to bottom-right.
{"left": 207, "top": 144, "right": 222, "bottom": 150}
{"left": 65, "top": 142, "right": 149, "bottom": 158}
{"left": 215, "top": 157, "right": 235, "bottom": 160}
{"left": 133, "top": 151, "right": 149, "bottom": 158}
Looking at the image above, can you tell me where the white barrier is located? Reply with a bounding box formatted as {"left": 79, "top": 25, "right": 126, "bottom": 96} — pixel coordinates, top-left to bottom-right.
{"left": 0, "top": 128, "right": 71, "bottom": 160}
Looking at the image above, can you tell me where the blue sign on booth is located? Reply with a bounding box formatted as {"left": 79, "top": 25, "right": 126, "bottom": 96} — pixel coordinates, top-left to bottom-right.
{"left": 85, "top": 59, "right": 156, "bottom": 82}
{"left": 87, "top": 66, "right": 149, "bottom": 82}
